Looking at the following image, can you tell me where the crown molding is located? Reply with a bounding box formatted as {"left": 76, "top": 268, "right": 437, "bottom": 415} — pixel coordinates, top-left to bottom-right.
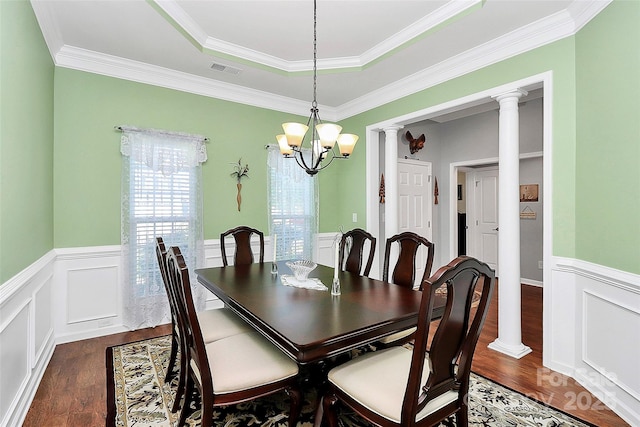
{"left": 54, "top": 45, "right": 320, "bottom": 118}
{"left": 336, "top": 1, "right": 611, "bottom": 120}
{"left": 152, "top": 0, "right": 482, "bottom": 74}
{"left": 30, "top": 0, "right": 64, "bottom": 61}
{"left": 32, "top": 0, "right": 610, "bottom": 121}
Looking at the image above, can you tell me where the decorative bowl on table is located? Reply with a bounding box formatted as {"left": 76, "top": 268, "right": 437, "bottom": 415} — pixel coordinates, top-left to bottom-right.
{"left": 286, "top": 260, "right": 317, "bottom": 281}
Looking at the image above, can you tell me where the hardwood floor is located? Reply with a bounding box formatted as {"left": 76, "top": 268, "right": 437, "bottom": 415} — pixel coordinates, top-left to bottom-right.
{"left": 23, "top": 285, "right": 628, "bottom": 426}
{"left": 471, "top": 284, "right": 627, "bottom": 427}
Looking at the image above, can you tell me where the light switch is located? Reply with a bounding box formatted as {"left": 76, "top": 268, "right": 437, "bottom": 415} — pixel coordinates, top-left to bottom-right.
{"left": 352, "top": 213, "right": 357, "bottom": 222}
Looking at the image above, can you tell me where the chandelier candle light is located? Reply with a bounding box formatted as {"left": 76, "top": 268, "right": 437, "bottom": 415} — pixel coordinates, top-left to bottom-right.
{"left": 276, "top": 0, "right": 358, "bottom": 176}
{"left": 271, "top": 234, "right": 278, "bottom": 275}
{"left": 332, "top": 233, "right": 341, "bottom": 296}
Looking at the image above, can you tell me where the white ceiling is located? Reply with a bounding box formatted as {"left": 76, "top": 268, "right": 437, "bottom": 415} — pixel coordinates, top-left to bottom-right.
{"left": 31, "top": 0, "right": 609, "bottom": 120}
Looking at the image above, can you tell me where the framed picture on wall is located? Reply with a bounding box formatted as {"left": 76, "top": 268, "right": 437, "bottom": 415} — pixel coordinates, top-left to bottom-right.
{"left": 520, "top": 184, "right": 539, "bottom": 202}
{"left": 457, "top": 184, "right": 463, "bottom": 201}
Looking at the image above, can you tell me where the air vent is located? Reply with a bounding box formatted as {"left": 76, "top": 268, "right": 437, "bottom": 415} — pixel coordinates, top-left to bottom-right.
{"left": 210, "top": 63, "right": 242, "bottom": 75}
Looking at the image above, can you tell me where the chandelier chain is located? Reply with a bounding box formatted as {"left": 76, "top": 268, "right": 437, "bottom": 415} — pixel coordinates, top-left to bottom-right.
{"left": 312, "top": 0, "right": 317, "bottom": 109}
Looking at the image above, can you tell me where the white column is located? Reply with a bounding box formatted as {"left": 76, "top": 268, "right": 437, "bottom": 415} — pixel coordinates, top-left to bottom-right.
{"left": 383, "top": 126, "right": 402, "bottom": 241}
{"left": 488, "top": 90, "right": 532, "bottom": 359}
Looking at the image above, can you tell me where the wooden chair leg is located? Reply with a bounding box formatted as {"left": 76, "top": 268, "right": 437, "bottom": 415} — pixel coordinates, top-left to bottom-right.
{"left": 171, "top": 349, "right": 187, "bottom": 413}
{"left": 322, "top": 393, "right": 340, "bottom": 427}
{"left": 455, "top": 404, "right": 469, "bottom": 427}
{"left": 200, "top": 399, "right": 212, "bottom": 427}
{"left": 286, "top": 386, "right": 302, "bottom": 427}
{"left": 177, "top": 376, "right": 194, "bottom": 427}
{"left": 165, "top": 333, "right": 178, "bottom": 382}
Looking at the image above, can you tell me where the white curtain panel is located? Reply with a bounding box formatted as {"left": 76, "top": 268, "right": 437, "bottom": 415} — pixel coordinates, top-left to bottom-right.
{"left": 266, "top": 146, "right": 319, "bottom": 262}
{"left": 120, "top": 126, "right": 207, "bottom": 330}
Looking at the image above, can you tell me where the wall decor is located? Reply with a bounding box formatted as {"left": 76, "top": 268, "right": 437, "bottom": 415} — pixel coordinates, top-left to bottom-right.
{"left": 230, "top": 158, "right": 249, "bottom": 211}
{"left": 520, "top": 205, "right": 537, "bottom": 219}
{"left": 520, "top": 184, "right": 539, "bottom": 202}
{"left": 405, "top": 131, "right": 425, "bottom": 154}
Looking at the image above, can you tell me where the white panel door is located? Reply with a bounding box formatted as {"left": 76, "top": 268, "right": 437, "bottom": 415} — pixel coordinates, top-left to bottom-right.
{"left": 472, "top": 168, "right": 499, "bottom": 273}
{"left": 397, "top": 159, "right": 432, "bottom": 287}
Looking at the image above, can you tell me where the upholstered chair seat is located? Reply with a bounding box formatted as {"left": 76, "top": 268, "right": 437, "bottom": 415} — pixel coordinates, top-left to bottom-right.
{"left": 328, "top": 346, "right": 457, "bottom": 423}
{"left": 376, "top": 327, "right": 417, "bottom": 346}
{"left": 197, "top": 309, "right": 251, "bottom": 343}
{"left": 193, "top": 331, "right": 299, "bottom": 394}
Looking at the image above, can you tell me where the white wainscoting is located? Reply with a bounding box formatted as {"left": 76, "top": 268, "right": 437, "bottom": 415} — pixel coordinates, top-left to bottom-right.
{"left": 4, "top": 243, "right": 637, "bottom": 426}
{"left": 0, "top": 251, "right": 55, "bottom": 427}
{"left": 53, "top": 246, "right": 127, "bottom": 343}
{"left": 548, "top": 257, "right": 640, "bottom": 426}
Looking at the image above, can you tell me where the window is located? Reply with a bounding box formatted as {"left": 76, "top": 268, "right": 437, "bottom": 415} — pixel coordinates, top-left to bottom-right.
{"left": 120, "top": 126, "right": 207, "bottom": 329}
{"left": 267, "top": 147, "right": 318, "bottom": 261}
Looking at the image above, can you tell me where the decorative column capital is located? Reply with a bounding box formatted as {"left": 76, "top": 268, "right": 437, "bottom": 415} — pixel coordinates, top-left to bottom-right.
{"left": 492, "top": 89, "right": 528, "bottom": 103}
{"left": 382, "top": 125, "right": 403, "bottom": 134}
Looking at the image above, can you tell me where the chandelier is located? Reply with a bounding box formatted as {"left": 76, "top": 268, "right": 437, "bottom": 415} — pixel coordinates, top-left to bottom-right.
{"left": 276, "top": 0, "right": 358, "bottom": 176}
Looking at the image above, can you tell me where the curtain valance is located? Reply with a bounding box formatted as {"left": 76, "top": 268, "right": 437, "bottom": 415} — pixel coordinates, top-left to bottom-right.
{"left": 117, "top": 125, "right": 208, "bottom": 176}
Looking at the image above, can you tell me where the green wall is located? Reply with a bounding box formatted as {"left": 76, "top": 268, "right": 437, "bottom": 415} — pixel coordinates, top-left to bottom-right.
{"left": 575, "top": 0, "right": 640, "bottom": 273}
{"left": 2, "top": 0, "right": 638, "bottom": 284}
{"left": 53, "top": 68, "right": 331, "bottom": 246}
{"left": 0, "top": 0, "right": 54, "bottom": 283}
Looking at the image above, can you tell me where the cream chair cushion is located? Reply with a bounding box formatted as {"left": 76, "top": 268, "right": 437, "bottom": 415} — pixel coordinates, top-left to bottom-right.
{"left": 328, "top": 346, "right": 457, "bottom": 423}
{"left": 377, "top": 326, "right": 416, "bottom": 345}
{"left": 197, "top": 308, "right": 251, "bottom": 343}
{"left": 202, "top": 332, "right": 298, "bottom": 394}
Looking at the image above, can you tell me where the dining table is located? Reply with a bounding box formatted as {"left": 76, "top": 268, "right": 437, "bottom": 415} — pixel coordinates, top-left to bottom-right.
{"left": 195, "top": 260, "right": 423, "bottom": 365}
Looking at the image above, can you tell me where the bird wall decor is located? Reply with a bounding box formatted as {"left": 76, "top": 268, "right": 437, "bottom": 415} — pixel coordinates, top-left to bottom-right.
{"left": 405, "top": 131, "right": 425, "bottom": 154}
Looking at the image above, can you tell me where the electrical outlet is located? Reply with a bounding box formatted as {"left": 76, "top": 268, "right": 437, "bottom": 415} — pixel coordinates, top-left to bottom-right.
{"left": 352, "top": 213, "right": 357, "bottom": 222}
{"left": 538, "top": 261, "right": 543, "bottom": 269}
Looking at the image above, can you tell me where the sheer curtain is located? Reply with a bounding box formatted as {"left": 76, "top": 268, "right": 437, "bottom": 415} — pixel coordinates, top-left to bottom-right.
{"left": 267, "top": 146, "right": 318, "bottom": 261}
{"left": 120, "top": 126, "right": 207, "bottom": 329}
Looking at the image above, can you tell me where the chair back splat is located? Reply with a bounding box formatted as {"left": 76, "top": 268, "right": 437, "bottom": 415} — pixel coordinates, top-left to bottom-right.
{"left": 220, "top": 226, "right": 265, "bottom": 266}
{"left": 322, "top": 256, "right": 495, "bottom": 427}
{"left": 383, "top": 231, "right": 434, "bottom": 290}
{"left": 339, "top": 228, "right": 376, "bottom": 276}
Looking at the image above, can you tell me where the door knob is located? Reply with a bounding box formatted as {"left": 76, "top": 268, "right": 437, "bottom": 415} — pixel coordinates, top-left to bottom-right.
{"left": 493, "top": 227, "right": 499, "bottom": 231}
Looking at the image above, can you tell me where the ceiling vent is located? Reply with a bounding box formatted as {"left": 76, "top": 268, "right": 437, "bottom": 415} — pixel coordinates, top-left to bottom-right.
{"left": 210, "top": 63, "right": 242, "bottom": 75}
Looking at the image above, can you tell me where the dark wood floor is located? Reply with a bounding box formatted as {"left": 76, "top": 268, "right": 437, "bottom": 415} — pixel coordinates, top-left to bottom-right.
{"left": 23, "top": 284, "right": 628, "bottom": 426}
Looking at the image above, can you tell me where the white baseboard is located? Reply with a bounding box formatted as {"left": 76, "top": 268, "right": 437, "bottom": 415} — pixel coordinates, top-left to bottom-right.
{"left": 522, "top": 278, "right": 543, "bottom": 287}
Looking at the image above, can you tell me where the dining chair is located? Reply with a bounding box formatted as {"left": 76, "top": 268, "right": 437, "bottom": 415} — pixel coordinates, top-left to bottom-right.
{"left": 166, "top": 246, "right": 301, "bottom": 427}
{"left": 220, "top": 225, "right": 265, "bottom": 267}
{"left": 155, "top": 238, "right": 251, "bottom": 412}
{"left": 321, "top": 256, "right": 495, "bottom": 427}
{"left": 377, "top": 231, "right": 435, "bottom": 346}
{"left": 339, "top": 228, "right": 376, "bottom": 276}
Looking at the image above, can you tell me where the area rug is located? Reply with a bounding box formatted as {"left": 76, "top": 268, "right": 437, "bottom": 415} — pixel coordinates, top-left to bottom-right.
{"left": 106, "top": 335, "right": 595, "bottom": 427}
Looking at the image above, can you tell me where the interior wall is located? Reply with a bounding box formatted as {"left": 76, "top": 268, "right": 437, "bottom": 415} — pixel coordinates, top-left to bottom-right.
{"left": 0, "top": 0, "right": 55, "bottom": 283}
{"left": 520, "top": 157, "right": 544, "bottom": 283}
{"left": 574, "top": 0, "right": 640, "bottom": 273}
{"left": 382, "top": 98, "right": 543, "bottom": 279}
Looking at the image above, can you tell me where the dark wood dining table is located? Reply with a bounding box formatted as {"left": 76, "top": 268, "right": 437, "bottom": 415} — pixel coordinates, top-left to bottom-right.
{"left": 195, "top": 261, "right": 423, "bottom": 365}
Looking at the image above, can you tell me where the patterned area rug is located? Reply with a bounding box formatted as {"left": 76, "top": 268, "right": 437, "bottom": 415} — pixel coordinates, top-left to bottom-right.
{"left": 106, "top": 335, "right": 595, "bottom": 427}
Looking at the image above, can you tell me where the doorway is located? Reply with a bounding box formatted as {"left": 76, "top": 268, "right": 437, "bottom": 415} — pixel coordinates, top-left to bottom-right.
{"left": 467, "top": 166, "right": 499, "bottom": 274}
{"left": 365, "top": 73, "right": 552, "bottom": 362}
